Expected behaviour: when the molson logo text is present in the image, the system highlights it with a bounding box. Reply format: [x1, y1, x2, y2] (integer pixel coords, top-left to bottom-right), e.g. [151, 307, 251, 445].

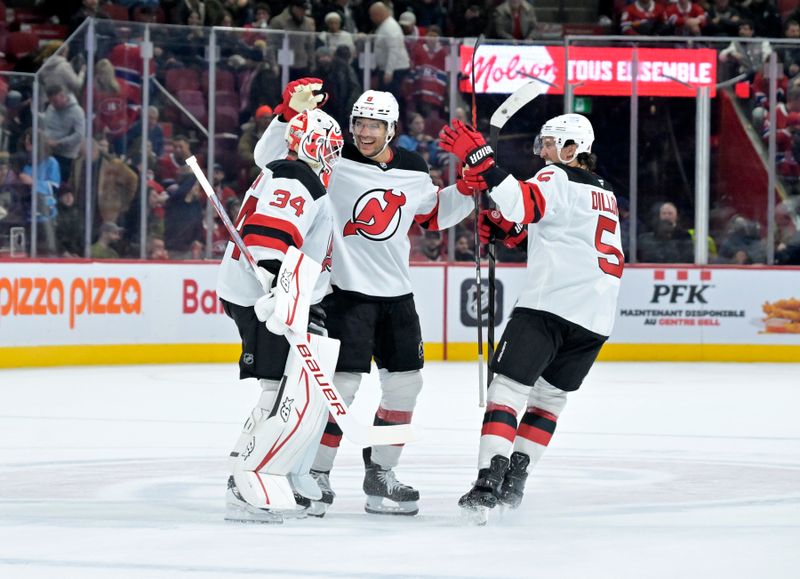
[0, 277, 142, 329]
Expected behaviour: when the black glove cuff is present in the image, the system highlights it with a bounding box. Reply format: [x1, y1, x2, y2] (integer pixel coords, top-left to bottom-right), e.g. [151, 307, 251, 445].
[481, 165, 510, 190]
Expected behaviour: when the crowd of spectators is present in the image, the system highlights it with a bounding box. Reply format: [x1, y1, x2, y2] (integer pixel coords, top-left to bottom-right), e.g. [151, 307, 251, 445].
[0, 0, 799, 264]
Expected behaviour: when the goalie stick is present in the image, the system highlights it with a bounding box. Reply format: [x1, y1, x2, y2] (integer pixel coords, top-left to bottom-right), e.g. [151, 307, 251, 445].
[185, 156, 417, 447]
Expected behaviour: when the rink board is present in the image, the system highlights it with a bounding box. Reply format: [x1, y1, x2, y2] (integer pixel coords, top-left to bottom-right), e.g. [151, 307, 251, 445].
[0, 261, 798, 367]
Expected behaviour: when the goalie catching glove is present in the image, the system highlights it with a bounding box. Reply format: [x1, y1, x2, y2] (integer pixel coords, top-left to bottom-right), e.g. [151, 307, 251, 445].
[479, 209, 527, 249]
[254, 247, 321, 336]
[274, 78, 328, 122]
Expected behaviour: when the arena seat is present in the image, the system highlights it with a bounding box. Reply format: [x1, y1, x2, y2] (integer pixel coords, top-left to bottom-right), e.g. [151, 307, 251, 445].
[165, 67, 201, 93]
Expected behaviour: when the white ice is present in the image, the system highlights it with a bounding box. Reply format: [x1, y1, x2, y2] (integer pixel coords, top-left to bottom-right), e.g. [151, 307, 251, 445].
[1, 362, 799, 578]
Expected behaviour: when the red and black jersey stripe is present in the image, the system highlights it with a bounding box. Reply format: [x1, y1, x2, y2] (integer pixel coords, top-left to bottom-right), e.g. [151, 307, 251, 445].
[517, 406, 558, 446]
[414, 196, 440, 230]
[481, 402, 518, 442]
[519, 181, 546, 224]
[320, 415, 343, 448]
[242, 213, 304, 254]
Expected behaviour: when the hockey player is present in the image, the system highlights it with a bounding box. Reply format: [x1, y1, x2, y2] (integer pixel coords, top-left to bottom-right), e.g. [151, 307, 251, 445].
[439, 114, 624, 516]
[254, 79, 475, 516]
[216, 106, 344, 523]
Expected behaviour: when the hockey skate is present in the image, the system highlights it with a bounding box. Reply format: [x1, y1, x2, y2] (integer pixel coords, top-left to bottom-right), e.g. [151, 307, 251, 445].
[458, 455, 509, 525]
[498, 451, 530, 509]
[363, 456, 419, 516]
[307, 469, 335, 518]
[224, 476, 284, 524]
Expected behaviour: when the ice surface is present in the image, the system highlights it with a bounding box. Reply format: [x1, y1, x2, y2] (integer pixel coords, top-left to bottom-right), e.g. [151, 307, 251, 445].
[1, 362, 799, 578]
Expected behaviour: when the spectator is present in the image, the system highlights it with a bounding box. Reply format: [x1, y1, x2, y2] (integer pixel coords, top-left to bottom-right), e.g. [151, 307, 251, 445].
[0, 105, 9, 156]
[312, 46, 361, 129]
[36, 42, 85, 97]
[43, 83, 86, 183]
[243, 3, 272, 44]
[620, 0, 665, 36]
[91, 221, 123, 259]
[704, 0, 741, 37]
[148, 236, 170, 260]
[454, 232, 475, 261]
[127, 106, 165, 158]
[18, 130, 60, 255]
[55, 185, 84, 257]
[319, 12, 357, 57]
[244, 44, 282, 116]
[411, 229, 444, 261]
[212, 163, 237, 206]
[316, 0, 359, 34]
[719, 20, 772, 80]
[406, 26, 449, 119]
[717, 215, 766, 264]
[743, 0, 782, 39]
[164, 174, 205, 259]
[70, 0, 108, 35]
[270, 0, 316, 80]
[238, 105, 274, 179]
[664, 0, 707, 36]
[370, 2, 411, 102]
[212, 195, 241, 257]
[397, 113, 437, 155]
[398, 12, 420, 38]
[221, 0, 250, 26]
[637, 202, 694, 263]
[147, 177, 169, 239]
[410, 0, 447, 31]
[93, 58, 141, 156]
[488, 0, 538, 41]
[779, 20, 800, 80]
[157, 135, 192, 183]
[453, 4, 489, 39]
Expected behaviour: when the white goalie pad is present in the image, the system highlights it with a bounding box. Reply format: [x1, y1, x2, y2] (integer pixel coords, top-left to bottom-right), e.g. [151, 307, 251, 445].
[266, 246, 321, 336]
[231, 333, 340, 510]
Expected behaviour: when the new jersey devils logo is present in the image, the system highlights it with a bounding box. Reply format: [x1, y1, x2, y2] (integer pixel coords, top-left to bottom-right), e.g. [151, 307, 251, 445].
[343, 188, 406, 241]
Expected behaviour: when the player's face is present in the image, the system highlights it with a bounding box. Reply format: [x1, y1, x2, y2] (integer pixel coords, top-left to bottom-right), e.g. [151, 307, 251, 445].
[353, 118, 388, 158]
[539, 137, 576, 164]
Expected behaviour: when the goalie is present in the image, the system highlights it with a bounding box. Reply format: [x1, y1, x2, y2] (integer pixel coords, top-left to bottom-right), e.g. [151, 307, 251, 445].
[216, 107, 344, 523]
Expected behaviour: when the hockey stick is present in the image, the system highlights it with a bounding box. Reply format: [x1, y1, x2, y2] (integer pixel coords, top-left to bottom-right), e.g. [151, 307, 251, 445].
[470, 34, 486, 408]
[185, 156, 417, 447]
[486, 80, 548, 385]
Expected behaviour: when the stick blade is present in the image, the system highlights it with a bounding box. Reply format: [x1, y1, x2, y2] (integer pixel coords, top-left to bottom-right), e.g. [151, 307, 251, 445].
[490, 81, 547, 131]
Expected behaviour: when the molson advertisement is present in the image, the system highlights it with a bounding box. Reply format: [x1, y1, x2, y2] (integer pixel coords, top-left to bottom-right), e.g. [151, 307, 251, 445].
[459, 45, 717, 97]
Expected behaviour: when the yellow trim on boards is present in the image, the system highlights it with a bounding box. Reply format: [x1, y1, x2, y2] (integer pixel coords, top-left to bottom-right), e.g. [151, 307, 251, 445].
[1, 342, 798, 369]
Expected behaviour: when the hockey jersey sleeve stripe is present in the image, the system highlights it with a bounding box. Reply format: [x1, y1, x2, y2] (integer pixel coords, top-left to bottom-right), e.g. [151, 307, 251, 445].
[520, 181, 546, 224]
[244, 214, 304, 247]
[414, 197, 439, 230]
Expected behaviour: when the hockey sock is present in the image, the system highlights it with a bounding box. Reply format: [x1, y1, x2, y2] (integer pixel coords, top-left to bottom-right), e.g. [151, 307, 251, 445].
[371, 370, 422, 469]
[478, 374, 530, 470]
[311, 372, 361, 472]
[513, 377, 567, 468]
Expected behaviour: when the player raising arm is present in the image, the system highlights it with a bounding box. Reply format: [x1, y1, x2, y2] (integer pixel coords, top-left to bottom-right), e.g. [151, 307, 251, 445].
[439, 114, 624, 519]
[216, 108, 344, 523]
[254, 80, 475, 517]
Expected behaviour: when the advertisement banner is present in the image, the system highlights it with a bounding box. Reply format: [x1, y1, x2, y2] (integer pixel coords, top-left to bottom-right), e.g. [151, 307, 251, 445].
[459, 45, 717, 97]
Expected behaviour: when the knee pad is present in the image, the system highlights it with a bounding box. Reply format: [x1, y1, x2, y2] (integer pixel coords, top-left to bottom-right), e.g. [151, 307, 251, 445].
[378, 369, 423, 413]
[527, 376, 568, 417]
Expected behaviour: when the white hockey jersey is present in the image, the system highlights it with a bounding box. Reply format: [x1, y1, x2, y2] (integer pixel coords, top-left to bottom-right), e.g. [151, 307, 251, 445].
[216, 158, 334, 307]
[490, 163, 624, 336]
[255, 118, 474, 299]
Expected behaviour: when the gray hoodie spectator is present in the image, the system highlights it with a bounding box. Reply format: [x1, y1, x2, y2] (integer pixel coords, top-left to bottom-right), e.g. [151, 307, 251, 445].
[43, 84, 86, 181]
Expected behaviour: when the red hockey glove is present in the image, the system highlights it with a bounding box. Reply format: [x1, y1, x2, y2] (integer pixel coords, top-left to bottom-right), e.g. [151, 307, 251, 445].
[439, 120, 495, 175]
[455, 164, 488, 196]
[274, 77, 328, 121]
[478, 209, 527, 248]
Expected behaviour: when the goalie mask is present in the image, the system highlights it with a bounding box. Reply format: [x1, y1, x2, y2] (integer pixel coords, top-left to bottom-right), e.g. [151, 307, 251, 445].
[534, 113, 594, 164]
[349, 90, 399, 157]
[285, 109, 344, 187]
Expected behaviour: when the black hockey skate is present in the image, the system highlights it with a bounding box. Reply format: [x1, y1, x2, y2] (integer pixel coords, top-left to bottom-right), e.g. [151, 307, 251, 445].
[458, 455, 509, 524]
[362, 450, 419, 516]
[307, 469, 335, 518]
[498, 451, 530, 509]
[224, 476, 284, 524]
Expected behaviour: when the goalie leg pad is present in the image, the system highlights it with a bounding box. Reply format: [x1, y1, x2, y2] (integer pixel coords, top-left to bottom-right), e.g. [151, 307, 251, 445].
[370, 369, 422, 469]
[228, 379, 280, 472]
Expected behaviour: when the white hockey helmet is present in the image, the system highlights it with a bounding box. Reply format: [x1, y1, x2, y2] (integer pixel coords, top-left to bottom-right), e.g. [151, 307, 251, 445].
[349, 90, 399, 156]
[285, 108, 344, 187]
[534, 113, 594, 164]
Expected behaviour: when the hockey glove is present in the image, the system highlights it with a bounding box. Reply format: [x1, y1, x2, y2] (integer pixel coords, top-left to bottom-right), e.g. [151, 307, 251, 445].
[274, 77, 328, 121]
[479, 209, 527, 249]
[439, 120, 496, 175]
[455, 164, 488, 197]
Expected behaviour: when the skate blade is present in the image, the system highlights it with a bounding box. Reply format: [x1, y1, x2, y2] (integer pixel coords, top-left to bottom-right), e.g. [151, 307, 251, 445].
[307, 501, 329, 518]
[459, 505, 489, 526]
[364, 496, 419, 516]
[225, 502, 284, 524]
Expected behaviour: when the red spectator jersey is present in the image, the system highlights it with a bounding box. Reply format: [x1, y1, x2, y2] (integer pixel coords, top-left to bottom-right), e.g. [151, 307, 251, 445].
[620, 1, 665, 35]
[664, 2, 707, 31]
[93, 79, 141, 137]
[408, 40, 448, 108]
[108, 43, 156, 87]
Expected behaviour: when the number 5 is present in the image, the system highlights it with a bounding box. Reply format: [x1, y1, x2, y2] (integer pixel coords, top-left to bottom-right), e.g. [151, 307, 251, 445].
[595, 215, 624, 278]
